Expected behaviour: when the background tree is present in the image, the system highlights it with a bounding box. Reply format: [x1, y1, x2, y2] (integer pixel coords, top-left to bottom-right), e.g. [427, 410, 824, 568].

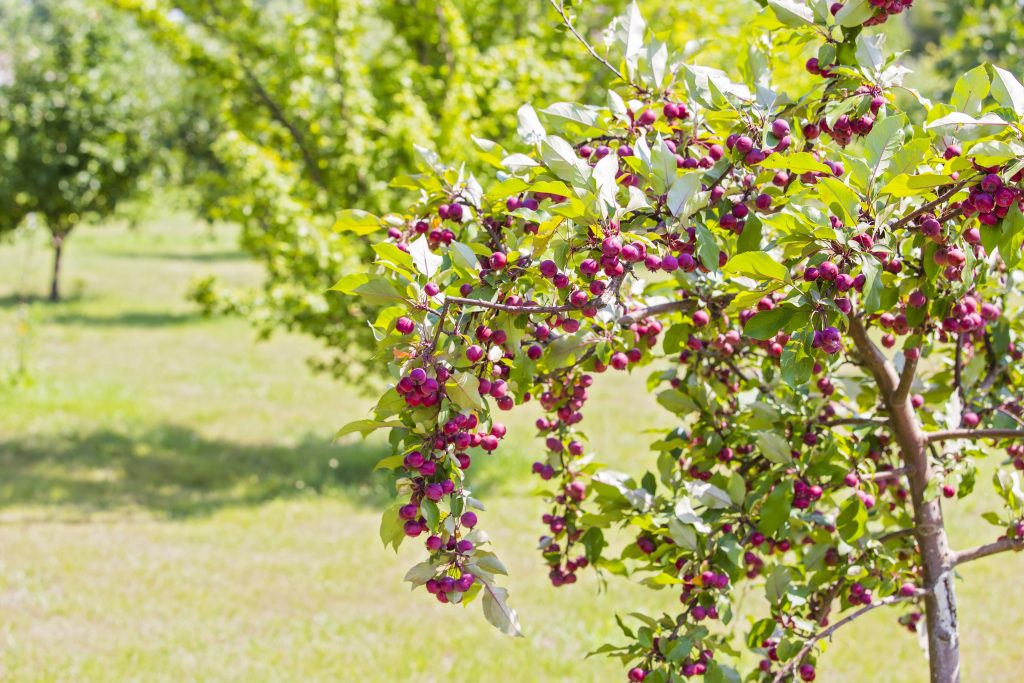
[0, 0, 164, 301]
[110, 0, 806, 381]
[340, 1, 1024, 682]
[909, 0, 1024, 97]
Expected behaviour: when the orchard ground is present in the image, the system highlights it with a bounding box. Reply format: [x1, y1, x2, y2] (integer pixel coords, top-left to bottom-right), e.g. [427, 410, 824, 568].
[0, 213, 1020, 682]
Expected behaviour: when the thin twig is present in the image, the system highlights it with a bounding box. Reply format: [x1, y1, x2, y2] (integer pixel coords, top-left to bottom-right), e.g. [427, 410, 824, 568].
[821, 417, 887, 428]
[865, 467, 908, 481]
[925, 428, 1024, 444]
[617, 299, 696, 325]
[953, 537, 1024, 566]
[954, 332, 966, 408]
[425, 300, 451, 356]
[770, 592, 923, 683]
[546, 0, 633, 88]
[890, 180, 969, 230]
[877, 528, 916, 544]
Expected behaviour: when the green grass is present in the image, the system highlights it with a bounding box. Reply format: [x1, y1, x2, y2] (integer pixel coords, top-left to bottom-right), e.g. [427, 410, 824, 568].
[0, 215, 1021, 682]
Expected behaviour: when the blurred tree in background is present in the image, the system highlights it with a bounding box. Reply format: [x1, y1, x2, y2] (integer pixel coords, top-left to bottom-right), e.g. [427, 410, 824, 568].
[0, 0, 168, 301]
[908, 1, 1024, 97]
[112, 0, 814, 381]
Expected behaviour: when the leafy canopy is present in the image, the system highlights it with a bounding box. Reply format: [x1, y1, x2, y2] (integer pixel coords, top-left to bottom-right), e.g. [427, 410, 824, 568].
[339, 0, 1024, 681]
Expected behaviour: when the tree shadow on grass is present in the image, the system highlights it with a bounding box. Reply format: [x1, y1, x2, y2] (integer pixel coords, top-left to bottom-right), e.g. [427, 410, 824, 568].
[0, 424, 397, 519]
[105, 249, 251, 263]
[0, 292, 86, 308]
[48, 310, 204, 328]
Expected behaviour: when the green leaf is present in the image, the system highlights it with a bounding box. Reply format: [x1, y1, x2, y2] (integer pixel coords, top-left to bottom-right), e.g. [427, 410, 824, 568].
[612, 1, 647, 77]
[420, 499, 440, 531]
[765, 564, 792, 605]
[837, 496, 868, 542]
[855, 33, 885, 73]
[767, 0, 814, 26]
[951, 65, 991, 116]
[657, 389, 698, 414]
[541, 136, 588, 185]
[666, 636, 695, 662]
[540, 102, 603, 130]
[758, 151, 831, 175]
[861, 257, 882, 313]
[668, 517, 698, 550]
[516, 104, 546, 144]
[747, 618, 777, 649]
[380, 503, 405, 552]
[705, 662, 742, 683]
[373, 242, 416, 275]
[834, 0, 874, 27]
[759, 483, 791, 536]
[756, 430, 793, 464]
[335, 419, 403, 439]
[333, 209, 381, 235]
[667, 173, 702, 217]
[479, 579, 523, 637]
[743, 305, 804, 341]
[474, 552, 510, 576]
[329, 273, 405, 306]
[403, 561, 436, 586]
[991, 65, 1024, 115]
[780, 345, 813, 385]
[450, 241, 481, 271]
[530, 180, 574, 197]
[373, 455, 406, 471]
[722, 251, 790, 282]
[409, 235, 443, 278]
[694, 224, 719, 270]
[817, 177, 861, 226]
[728, 472, 746, 507]
[864, 114, 906, 185]
[446, 372, 486, 411]
[882, 173, 955, 198]
[581, 527, 607, 563]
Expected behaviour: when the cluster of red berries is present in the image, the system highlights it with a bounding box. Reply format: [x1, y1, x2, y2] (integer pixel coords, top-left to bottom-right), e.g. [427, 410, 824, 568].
[962, 171, 1024, 226]
[395, 366, 445, 408]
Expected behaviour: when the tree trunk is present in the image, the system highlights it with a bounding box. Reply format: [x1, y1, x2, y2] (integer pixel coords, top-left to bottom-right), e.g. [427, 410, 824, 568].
[888, 397, 960, 683]
[49, 233, 64, 302]
[849, 318, 960, 683]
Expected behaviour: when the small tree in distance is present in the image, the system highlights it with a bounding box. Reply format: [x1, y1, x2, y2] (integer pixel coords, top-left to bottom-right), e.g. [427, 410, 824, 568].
[0, 0, 159, 301]
[339, 1, 1024, 681]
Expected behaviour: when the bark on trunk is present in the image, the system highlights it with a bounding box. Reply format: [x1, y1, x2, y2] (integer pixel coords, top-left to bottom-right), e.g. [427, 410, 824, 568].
[888, 397, 960, 683]
[849, 318, 959, 683]
[49, 233, 64, 302]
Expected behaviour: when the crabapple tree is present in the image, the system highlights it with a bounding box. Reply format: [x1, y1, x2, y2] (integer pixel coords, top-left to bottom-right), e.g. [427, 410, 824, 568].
[337, 1, 1024, 681]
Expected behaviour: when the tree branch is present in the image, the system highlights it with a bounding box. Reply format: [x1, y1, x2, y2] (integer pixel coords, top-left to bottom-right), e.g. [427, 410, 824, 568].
[442, 296, 573, 316]
[848, 315, 899, 395]
[877, 527, 916, 544]
[771, 592, 923, 683]
[890, 180, 969, 230]
[424, 300, 451, 356]
[546, 0, 636, 89]
[199, 4, 327, 189]
[240, 62, 326, 189]
[820, 417, 888, 428]
[895, 352, 918, 403]
[617, 299, 696, 325]
[865, 467, 908, 481]
[953, 537, 1024, 566]
[925, 428, 1024, 444]
[954, 332, 966, 408]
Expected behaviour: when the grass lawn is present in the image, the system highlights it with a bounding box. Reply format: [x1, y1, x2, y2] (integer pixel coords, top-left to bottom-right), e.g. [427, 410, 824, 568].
[0, 214, 1020, 682]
